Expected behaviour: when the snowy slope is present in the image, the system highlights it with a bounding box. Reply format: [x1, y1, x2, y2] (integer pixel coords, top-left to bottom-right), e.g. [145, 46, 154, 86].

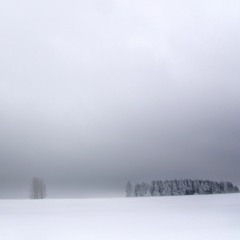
[0, 194, 240, 240]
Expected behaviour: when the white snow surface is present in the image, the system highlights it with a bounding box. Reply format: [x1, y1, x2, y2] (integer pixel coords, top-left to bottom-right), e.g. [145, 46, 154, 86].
[0, 194, 240, 240]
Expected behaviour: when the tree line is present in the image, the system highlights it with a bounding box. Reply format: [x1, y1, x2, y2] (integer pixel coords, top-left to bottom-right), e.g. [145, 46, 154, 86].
[126, 179, 239, 197]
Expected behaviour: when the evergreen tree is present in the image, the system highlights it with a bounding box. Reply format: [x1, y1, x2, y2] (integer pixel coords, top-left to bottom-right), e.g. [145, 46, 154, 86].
[134, 183, 141, 197]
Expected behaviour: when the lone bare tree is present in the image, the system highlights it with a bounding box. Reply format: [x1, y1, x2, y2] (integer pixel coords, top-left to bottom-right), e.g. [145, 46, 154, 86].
[30, 177, 47, 199]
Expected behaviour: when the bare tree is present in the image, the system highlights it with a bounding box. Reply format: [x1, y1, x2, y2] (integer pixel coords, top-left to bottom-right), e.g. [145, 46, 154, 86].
[30, 177, 47, 199]
[126, 181, 134, 197]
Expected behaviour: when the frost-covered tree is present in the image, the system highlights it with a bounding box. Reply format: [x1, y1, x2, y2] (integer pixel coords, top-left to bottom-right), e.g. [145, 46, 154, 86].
[212, 181, 221, 194]
[158, 181, 164, 195]
[185, 179, 194, 195]
[198, 181, 211, 194]
[134, 183, 141, 197]
[177, 180, 187, 195]
[30, 177, 47, 199]
[126, 181, 134, 197]
[162, 181, 171, 196]
[139, 182, 152, 197]
[171, 180, 178, 196]
[151, 181, 160, 196]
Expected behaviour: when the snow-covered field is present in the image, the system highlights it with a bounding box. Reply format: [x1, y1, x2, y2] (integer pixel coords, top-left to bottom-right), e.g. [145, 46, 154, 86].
[0, 194, 240, 240]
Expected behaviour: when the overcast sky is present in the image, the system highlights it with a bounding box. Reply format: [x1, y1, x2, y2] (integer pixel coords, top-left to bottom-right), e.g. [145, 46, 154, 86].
[0, 0, 240, 198]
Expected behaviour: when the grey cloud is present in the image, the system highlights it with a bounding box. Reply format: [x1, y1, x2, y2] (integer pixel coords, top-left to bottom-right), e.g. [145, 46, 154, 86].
[0, 0, 240, 198]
